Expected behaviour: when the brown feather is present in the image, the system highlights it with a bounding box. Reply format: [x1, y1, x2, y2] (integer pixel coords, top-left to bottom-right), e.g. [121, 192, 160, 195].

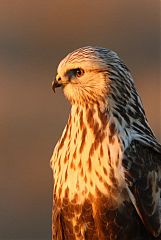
[123, 140, 161, 237]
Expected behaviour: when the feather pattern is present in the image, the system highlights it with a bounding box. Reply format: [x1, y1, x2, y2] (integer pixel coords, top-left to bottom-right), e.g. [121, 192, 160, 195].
[51, 46, 161, 239]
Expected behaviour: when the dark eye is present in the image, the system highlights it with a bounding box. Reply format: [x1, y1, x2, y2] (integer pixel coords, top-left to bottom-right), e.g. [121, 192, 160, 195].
[75, 68, 84, 78]
[66, 68, 84, 80]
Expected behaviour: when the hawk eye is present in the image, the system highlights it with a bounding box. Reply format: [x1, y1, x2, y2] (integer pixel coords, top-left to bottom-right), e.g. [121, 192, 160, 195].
[74, 68, 84, 78]
[66, 68, 84, 80]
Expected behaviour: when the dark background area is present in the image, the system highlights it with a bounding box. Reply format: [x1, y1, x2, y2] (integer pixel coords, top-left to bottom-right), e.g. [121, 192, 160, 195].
[0, 1, 160, 239]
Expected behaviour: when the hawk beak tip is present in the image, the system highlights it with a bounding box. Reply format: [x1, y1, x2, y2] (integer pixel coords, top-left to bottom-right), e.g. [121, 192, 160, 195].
[52, 81, 56, 93]
[52, 80, 62, 93]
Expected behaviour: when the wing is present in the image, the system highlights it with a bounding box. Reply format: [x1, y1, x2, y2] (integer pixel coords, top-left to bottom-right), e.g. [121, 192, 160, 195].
[52, 200, 63, 240]
[122, 140, 161, 237]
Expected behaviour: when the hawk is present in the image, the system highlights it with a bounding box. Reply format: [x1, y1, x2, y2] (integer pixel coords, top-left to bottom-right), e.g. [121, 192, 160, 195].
[50, 46, 161, 240]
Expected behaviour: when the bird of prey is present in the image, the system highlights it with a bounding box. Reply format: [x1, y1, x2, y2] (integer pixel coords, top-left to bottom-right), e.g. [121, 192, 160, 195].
[50, 46, 161, 240]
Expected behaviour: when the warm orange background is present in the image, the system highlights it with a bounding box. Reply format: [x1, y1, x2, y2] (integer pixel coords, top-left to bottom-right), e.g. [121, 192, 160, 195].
[0, 0, 160, 239]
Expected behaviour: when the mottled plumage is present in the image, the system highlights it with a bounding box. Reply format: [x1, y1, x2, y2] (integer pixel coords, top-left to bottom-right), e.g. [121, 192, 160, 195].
[51, 46, 161, 240]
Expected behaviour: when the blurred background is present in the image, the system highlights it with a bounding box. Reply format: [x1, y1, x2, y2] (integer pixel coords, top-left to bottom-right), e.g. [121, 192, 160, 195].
[0, 0, 160, 239]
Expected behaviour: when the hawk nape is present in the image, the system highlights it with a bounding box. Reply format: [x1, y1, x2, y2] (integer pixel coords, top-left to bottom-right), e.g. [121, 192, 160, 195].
[50, 46, 161, 240]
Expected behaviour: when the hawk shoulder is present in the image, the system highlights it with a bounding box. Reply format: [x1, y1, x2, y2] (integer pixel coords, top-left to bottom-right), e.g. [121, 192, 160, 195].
[123, 139, 161, 237]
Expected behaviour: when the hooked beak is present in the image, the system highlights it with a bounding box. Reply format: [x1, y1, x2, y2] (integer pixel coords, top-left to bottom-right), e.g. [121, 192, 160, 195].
[52, 75, 62, 93]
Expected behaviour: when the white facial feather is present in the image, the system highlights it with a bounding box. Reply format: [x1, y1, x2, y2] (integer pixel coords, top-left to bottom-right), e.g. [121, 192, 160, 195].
[56, 47, 115, 105]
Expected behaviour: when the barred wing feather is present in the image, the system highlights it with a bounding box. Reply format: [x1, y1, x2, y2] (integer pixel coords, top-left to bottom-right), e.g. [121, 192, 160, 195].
[123, 140, 161, 237]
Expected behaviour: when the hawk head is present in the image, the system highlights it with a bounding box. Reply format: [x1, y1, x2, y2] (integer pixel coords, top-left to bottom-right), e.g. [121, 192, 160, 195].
[52, 46, 149, 133]
[52, 46, 135, 109]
